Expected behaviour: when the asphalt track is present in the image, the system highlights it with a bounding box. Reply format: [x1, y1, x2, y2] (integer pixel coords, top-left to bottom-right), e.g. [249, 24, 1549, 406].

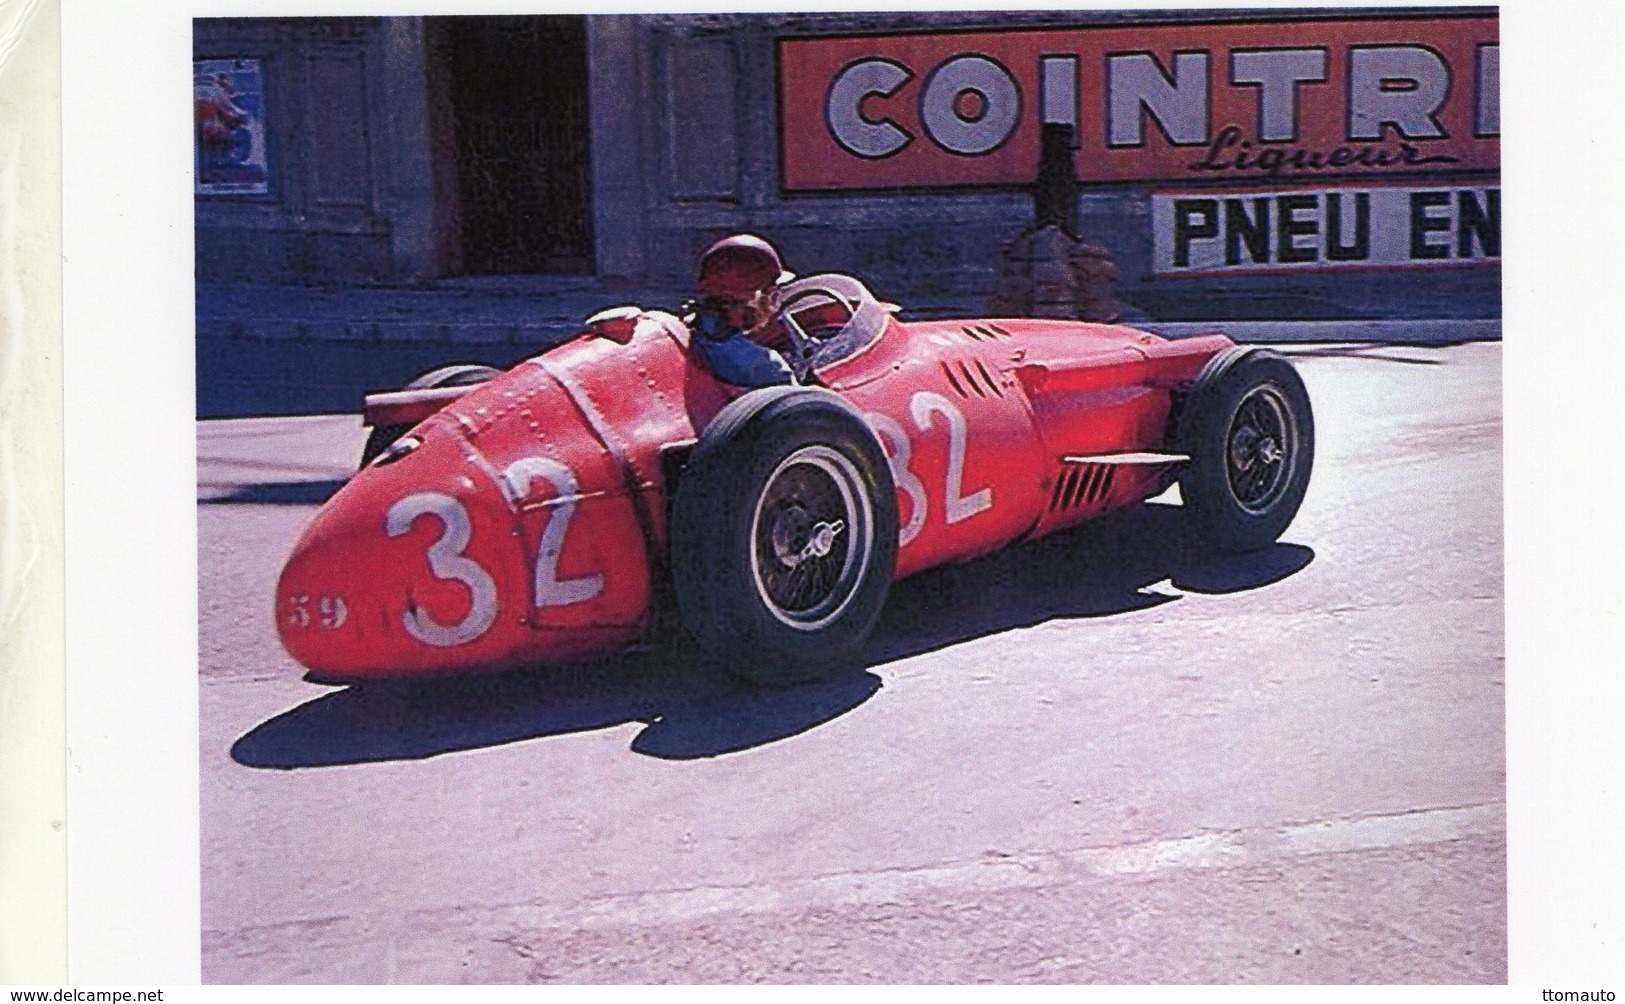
[197, 341, 1504, 983]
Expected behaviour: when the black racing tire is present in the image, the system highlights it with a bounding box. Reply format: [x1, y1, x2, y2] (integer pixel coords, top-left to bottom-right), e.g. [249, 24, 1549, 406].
[670, 386, 899, 686]
[1175, 347, 1314, 553]
[359, 364, 501, 469]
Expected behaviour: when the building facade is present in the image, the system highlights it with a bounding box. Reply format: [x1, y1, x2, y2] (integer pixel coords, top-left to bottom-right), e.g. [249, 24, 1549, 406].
[195, 9, 1499, 320]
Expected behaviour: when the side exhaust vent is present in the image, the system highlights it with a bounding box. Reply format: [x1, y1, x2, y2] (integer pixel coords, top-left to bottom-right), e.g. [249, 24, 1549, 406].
[1049, 463, 1116, 512]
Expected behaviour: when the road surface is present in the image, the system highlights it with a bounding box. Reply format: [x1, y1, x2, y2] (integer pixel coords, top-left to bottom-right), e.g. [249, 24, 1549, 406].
[198, 341, 1504, 983]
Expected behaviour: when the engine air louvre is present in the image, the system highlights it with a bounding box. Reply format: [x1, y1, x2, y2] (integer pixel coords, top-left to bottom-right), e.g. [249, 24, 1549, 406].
[940, 361, 970, 398]
[973, 359, 1004, 396]
[1053, 466, 1080, 511]
[1064, 467, 1088, 509]
[1089, 465, 1116, 504]
[1050, 463, 1117, 512]
[962, 324, 1006, 342]
[1064, 465, 1088, 509]
[957, 360, 988, 397]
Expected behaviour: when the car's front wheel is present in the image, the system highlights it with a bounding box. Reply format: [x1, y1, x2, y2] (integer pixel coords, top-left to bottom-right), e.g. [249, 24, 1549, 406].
[1176, 347, 1315, 553]
[670, 387, 899, 686]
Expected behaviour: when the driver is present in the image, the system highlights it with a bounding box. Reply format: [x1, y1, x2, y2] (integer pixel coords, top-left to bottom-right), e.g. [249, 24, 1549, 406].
[687, 234, 796, 387]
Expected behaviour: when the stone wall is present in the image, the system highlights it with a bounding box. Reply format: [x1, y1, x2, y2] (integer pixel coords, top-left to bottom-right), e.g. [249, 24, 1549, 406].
[193, 11, 1499, 321]
[193, 17, 438, 284]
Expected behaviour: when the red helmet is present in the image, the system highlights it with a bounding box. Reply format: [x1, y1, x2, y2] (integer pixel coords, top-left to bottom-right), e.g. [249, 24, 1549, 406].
[698, 234, 794, 302]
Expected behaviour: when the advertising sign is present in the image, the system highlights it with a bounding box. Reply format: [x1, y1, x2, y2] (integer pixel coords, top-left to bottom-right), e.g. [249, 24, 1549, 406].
[1151, 183, 1499, 274]
[194, 58, 271, 195]
[778, 13, 1498, 191]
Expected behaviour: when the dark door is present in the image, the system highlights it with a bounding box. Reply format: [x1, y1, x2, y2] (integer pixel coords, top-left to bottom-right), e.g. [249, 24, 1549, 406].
[434, 16, 594, 274]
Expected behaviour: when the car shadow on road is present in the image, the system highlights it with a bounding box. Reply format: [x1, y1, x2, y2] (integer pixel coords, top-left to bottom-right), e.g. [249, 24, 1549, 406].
[230, 501, 1312, 768]
[864, 502, 1314, 665]
[199, 479, 349, 505]
[231, 646, 884, 769]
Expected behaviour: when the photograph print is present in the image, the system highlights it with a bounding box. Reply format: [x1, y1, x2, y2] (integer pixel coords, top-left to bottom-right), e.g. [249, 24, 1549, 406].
[195, 8, 1502, 983]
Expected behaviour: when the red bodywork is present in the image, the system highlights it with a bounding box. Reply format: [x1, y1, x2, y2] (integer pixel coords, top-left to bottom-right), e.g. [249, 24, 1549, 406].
[276, 298, 1234, 680]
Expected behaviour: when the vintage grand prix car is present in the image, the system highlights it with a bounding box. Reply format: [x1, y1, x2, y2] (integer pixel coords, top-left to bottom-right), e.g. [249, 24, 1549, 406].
[276, 273, 1313, 685]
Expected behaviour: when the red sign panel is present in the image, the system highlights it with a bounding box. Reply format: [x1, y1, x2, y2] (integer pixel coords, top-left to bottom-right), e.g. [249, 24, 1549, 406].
[777, 14, 1498, 191]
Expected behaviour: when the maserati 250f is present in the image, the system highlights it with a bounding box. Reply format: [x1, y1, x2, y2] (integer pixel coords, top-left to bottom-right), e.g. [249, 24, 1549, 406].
[276, 272, 1313, 685]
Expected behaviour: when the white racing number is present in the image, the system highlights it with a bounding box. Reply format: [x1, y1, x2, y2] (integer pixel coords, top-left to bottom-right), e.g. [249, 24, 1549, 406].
[864, 413, 927, 546]
[385, 492, 499, 648]
[501, 457, 606, 608]
[909, 391, 993, 524]
[866, 392, 994, 547]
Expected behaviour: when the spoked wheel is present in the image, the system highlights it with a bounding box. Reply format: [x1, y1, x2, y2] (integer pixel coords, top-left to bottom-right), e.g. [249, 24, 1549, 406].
[672, 387, 898, 686]
[751, 445, 874, 632]
[1223, 383, 1298, 516]
[1176, 347, 1314, 553]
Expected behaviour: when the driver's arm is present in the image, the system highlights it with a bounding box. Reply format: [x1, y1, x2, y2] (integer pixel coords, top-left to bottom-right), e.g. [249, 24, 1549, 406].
[696, 333, 794, 387]
[688, 302, 795, 387]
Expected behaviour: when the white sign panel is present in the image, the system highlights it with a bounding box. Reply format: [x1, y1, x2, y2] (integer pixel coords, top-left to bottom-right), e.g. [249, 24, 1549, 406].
[1152, 185, 1499, 274]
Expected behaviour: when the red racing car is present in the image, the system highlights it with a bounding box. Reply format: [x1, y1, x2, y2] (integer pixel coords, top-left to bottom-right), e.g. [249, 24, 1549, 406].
[276, 272, 1313, 685]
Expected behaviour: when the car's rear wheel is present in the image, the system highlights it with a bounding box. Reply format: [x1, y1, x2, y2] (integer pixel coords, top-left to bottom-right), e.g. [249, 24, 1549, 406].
[670, 387, 898, 686]
[359, 364, 501, 469]
[1176, 347, 1314, 553]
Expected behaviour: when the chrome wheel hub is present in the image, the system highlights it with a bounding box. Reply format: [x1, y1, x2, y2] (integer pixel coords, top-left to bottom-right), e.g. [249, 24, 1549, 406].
[750, 446, 873, 631]
[1224, 385, 1296, 515]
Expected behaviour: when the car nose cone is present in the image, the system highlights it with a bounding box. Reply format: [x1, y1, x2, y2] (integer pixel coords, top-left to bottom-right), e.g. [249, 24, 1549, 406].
[275, 432, 526, 682]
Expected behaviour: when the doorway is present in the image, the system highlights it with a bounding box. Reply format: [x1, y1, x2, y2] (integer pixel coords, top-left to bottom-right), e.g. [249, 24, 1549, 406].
[431, 16, 595, 275]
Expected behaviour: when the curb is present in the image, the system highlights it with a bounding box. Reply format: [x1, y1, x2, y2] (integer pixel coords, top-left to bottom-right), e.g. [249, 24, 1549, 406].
[1137, 319, 1500, 344]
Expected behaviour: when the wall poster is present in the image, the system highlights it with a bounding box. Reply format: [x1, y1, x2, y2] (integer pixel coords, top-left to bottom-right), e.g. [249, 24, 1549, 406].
[778, 13, 1498, 191]
[194, 58, 270, 195]
[1152, 183, 1500, 274]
